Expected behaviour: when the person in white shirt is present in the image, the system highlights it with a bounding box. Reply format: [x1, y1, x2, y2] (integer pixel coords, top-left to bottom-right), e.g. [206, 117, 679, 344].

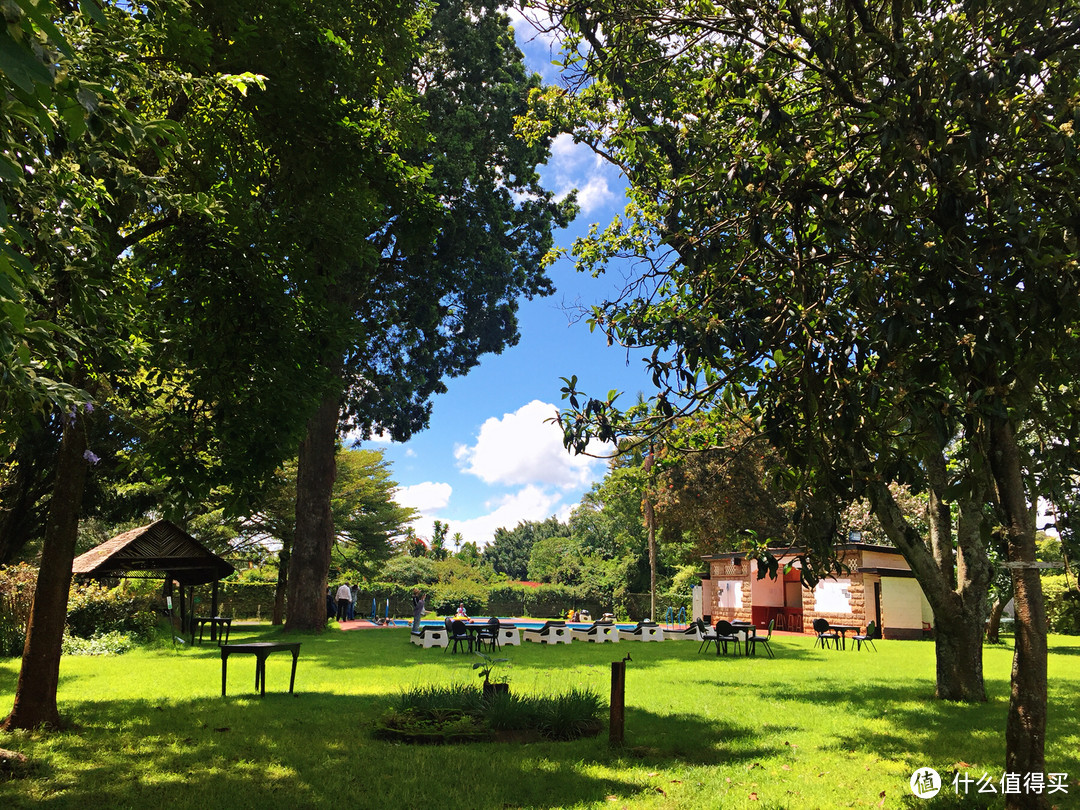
[335, 583, 352, 621]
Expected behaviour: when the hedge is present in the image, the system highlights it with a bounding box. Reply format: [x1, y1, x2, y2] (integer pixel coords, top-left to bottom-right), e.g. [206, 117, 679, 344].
[1043, 574, 1080, 635]
[208, 579, 697, 623]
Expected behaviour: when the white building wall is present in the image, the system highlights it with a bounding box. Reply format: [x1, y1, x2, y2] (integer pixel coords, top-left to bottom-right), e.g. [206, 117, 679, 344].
[813, 578, 853, 614]
[881, 577, 925, 631]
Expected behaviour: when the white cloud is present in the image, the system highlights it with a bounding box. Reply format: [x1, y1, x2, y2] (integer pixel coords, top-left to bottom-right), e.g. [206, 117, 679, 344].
[454, 400, 610, 490]
[341, 427, 392, 447]
[394, 481, 452, 513]
[545, 134, 621, 215]
[573, 175, 616, 214]
[449, 485, 566, 547]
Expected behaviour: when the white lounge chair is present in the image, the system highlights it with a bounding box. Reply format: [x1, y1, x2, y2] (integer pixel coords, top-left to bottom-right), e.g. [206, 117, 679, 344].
[571, 621, 620, 643]
[495, 626, 521, 646]
[668, 623, 705, 641]
[521, 620, 572, 644]
[409, 625, 447, 649]
[622, 621, 664, 642]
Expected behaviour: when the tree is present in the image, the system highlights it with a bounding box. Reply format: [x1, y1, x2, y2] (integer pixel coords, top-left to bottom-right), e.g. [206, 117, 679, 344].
[652, 415, 797, 557]
[281, 0, 574, 631]
[429, 520, 450, 561]
[238, 448, 416, 624]
[456, 540, 481, 566]
[527, 535, 582, 584]
[483, 517, 570, 579]
[1, 0, 248, 731]
[2, 0, 404, 730]
[531, 0, 1080, 792]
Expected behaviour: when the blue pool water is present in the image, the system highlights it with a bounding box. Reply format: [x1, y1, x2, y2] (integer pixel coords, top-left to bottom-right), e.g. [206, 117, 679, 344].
[417, 618, 641, 631]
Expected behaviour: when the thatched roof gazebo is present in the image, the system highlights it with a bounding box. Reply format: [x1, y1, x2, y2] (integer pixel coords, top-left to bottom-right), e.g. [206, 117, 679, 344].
[73, 519, 235, 636]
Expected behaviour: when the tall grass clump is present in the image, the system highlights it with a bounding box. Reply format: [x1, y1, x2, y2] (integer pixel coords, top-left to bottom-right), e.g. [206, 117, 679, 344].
[379, 682, 605, 743]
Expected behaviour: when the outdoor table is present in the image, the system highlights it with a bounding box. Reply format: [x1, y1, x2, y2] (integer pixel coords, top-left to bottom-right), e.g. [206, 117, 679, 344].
[731, 621, 757, 656]
[830, 625, 860, 650]
[193, 616, 232, 646]
[220, 642, 301, 696]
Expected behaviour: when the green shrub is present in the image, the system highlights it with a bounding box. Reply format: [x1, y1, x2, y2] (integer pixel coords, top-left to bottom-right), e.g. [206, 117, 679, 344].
[429, 581, 491, 616]
[61, 630, 136, 656]
[0, 563, 36, 657]
[217, 581, 277, 620]
[1043, 574, 1080, 635]
[379, 682, 606, 743]
[66, 582, 158, 640]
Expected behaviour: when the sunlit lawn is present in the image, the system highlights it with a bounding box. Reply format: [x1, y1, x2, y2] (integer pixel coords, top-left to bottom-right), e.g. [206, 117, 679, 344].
[0, 626, 1077, 809]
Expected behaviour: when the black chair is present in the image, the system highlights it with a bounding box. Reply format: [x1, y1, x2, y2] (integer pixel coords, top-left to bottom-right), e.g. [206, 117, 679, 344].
[813, 618, 840, 650]
[475, 617, 500, 652]
[746, 618, 776, 658]
[696, 619, 718, 653]
[853, 620, 878, 652]
[449, 619, 473, 654]
[714, 620, 743, 656]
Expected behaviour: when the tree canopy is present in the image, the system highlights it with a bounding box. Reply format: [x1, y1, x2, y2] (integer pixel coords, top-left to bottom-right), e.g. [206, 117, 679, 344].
[528, 0, 1080, 793]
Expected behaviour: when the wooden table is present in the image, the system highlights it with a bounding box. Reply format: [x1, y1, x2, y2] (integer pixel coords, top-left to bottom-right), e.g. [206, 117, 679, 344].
[193, 616, 232, 646]
[220, 642, 300, 696]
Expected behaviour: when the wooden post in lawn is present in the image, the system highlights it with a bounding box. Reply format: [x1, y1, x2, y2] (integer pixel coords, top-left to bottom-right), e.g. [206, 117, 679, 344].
[610, 655, 630, 746]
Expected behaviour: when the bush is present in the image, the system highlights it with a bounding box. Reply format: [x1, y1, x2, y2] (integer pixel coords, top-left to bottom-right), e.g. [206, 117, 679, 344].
[61, 631, 136, 656]
[218, 581, 277, 620]
[375, 683, 605, 743]
[0, 563, 36, 657]
[66, 582, 158, 640]
[429, 581, 491, 616]
[1043, 574, 1080, 635]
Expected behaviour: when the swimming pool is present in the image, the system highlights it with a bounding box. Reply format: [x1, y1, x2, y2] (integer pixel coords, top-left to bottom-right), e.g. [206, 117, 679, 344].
[417, 618, 642, 631]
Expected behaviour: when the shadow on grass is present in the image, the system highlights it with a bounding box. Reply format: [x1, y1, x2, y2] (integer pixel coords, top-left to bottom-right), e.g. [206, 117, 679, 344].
[0, 691, 758, 810]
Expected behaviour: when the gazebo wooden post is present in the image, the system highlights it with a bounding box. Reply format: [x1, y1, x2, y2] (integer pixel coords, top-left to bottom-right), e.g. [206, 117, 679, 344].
[178, 584, 188, 636]
[164, 578, 174, 628]
[210, 580, 220, 641]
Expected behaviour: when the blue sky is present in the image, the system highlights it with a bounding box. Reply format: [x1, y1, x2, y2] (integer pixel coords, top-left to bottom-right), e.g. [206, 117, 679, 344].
[353, 12, 653, 548]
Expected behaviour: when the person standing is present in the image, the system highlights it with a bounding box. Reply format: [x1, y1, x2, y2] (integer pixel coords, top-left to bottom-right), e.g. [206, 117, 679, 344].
[335, 583, 352, 622]
[348, 584, 358, 621]
[411, 587, 427, 631]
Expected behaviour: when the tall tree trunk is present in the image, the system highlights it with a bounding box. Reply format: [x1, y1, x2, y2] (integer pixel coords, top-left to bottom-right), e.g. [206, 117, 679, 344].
[272, 545, 289, 625]
[3, 409, 90, 731]
[986, 598, 1006, 645]
[932, 606, 987, 702]
[870, 479, 990, 701]
[284, 392, 340, 632]
[988, 420, 1047, 810]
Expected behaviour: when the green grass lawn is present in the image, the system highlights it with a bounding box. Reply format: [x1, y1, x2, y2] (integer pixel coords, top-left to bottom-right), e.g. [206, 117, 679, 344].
[0, 627, 1077, 809]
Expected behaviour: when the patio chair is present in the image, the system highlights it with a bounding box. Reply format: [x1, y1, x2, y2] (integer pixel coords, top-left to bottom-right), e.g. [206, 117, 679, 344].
[714, 620, 743, 656]
[746, 618, 776, 658]
[449, 619, 473, 654]
[475, 617, 500, 652]
[695, 619, 718, 653]
[813, 618, 840, 650]
[853, 621, 878, 652]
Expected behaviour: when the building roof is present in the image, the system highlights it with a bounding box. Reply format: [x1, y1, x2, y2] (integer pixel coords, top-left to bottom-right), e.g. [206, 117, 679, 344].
[702, 542, 903, 562]
[72, 519, 235, 586]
